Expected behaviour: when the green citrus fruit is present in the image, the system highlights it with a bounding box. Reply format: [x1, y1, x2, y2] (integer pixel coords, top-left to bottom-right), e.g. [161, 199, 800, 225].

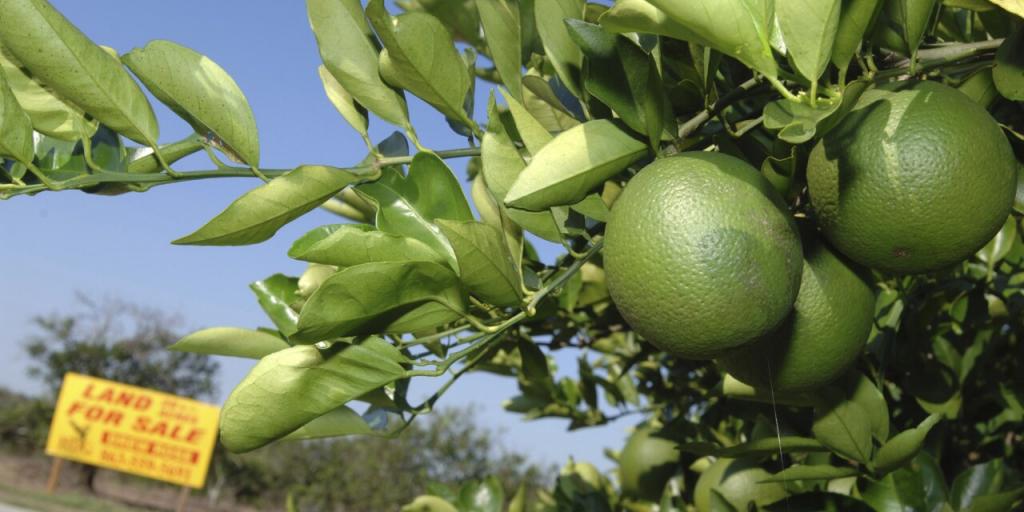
[716, 235, 875, 392]
[807, 80, 1016, 274]
[693, 458, 789, 512]
[618, 427, 680, 502]
[604, 152, 803, 359]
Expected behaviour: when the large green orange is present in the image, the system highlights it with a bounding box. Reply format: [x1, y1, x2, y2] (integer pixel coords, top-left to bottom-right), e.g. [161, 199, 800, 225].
[716, 235, 875, 392]
[604, 152, 803, 359]
[807, 80, 1016, 274]
[693, 458, 789, 512]
[617, 427, 680, 502]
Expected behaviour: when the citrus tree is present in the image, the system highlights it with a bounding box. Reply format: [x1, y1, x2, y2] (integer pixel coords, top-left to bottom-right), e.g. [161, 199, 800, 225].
[1, 0, 1023, 510]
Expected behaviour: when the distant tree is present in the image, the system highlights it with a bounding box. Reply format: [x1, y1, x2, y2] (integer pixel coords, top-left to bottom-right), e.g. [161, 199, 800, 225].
[25, 295, 218, 401]
[22, 295, 219, 491]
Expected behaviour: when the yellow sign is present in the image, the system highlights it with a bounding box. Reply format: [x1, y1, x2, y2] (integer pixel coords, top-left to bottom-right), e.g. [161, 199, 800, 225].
[45, 373, 219, 489]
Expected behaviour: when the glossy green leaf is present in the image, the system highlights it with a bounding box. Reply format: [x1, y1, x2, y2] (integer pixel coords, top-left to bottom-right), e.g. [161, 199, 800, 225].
[250, 273, 301, 337]
[680, 437, 827, 458]
[505, 120, 646, 210]
[123, 40, 259, 166]
[174, 165, 365, 246]
[831, 0, 884, 72]
[646, 0, 778, 78]
[282, 405, 405, 441]
[813, 395, 873, 463]
[499, 87, 553, 155]
[533, 0, 584, 95]
[0, 48, 94, 141]
[289, 223, 447, 267]
[318, 65, 368, 140]
[220, 337, 407, 452]
[170, 327, 290, 359]
[874, 414, 942, 474]
[306, 0, 409, 127]
[994, 30, 1024, 101]
[964, 487, 1024, 512]
[476, 0, 523, 101]
[367, 2, 473, 127]
[0, 66, 33, 164]
[437, 219, 523, 308]
[951, 459, 1012, 510]
[776, 0, 841, 81]
[0, 0, 158, 145]
[598, 0, 702, 41]
[293, 261, 467, 343]
[862, 468, 929, 512]
[760, 464, 860, 482]
[565, 20, 670, 148]
[874, 0, 939, 57]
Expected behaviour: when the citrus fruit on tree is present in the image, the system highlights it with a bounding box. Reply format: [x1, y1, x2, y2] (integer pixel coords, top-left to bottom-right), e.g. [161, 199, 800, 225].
[807, 80, 1016, 274]
[716, 235, 876, 392]
[693, 457, 789, 512]
[604, 152, 803, 359]
[617, 427, 680, 502]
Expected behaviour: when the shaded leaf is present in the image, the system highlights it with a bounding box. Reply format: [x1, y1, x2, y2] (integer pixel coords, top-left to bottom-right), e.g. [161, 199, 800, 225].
[498, 87, 552, 155]
[307, 0, 409, 127]
[289, 223, 447, 267]
[599, 0, 702, 42]
[505, 120, 646, 210]
[0, 66, 33, 163]
[437, 219, 523, 307]
[0, 0, 158, 145]
[282, 405, 405, 441]
[874, 414, 942, 474]
[776, 0, 841, 81]
[318, 65, 369, 140]
[293, 261, 467, 343]
[760, 464, 860, 482]
[123, 40, 259, 166]
[533, 0, 584, 95]
[874, 0, 939, 58]
[174, 165, 366, 246]
[951, 459, 1010, 511]
[994, 29, 1024, 101]
[831, 0, 884, 72]
[220, 337, 407, 452]
[171, 327, 290, 359]
[862, 468, 929, 512]
[0, 48, 94, 141]
[680, 436, 828, 458]
[813, 395, 873, 463]
[250, 274, 301, 337]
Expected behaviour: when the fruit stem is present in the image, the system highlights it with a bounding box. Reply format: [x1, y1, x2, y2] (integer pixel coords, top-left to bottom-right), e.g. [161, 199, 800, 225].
[765, 75, 800, 102]
[677, 77, 764, 140]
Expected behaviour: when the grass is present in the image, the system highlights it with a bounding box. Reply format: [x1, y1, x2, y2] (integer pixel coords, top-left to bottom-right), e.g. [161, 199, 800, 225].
[0, 481, 156, 512]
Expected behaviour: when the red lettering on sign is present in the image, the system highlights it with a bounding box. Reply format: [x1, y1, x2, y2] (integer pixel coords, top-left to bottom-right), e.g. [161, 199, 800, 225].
[133, 417, 204, 445]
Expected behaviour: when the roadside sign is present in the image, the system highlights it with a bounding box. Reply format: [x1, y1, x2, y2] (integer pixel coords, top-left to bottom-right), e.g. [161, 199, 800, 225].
[45, 372, 219, 489]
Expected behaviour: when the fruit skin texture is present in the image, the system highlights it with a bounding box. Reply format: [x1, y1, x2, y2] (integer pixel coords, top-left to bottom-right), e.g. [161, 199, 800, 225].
[716, 236, 876, 392]
[807, 80, 1016, 274]
[604, 152, 803, 359]
[617, 427, 680, 502]
[693, 458, 789, 512]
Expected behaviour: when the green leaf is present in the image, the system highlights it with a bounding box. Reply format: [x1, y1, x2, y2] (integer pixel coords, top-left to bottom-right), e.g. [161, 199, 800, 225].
[565, 20, 670, 148]
[994, 29, 1024, 101]
[776, 0, 841, 82]
[763, 96, 843, 144]
[318, 65, 368, 140]
[831, 0, 884, 72]
[680, 437, 828, 458]
[356, 153, 473, 269]
[174, 165, 364, 246]
[977, 216, 1017, 269]
[0, 0, 158, 145]
[874, 0, 939, 58]
[126, 136, 203, 174]
[760, 464, 860, 482]
[874, 414, 942, 474]
[598, 0, 702, 42]
[402, 496, 459, 512]
[646, 0, 778, 78]
[289, 223, 447, 267]
[813, 394, 874, 463]
[951, 459, 1011, 511]
[476, 0, 523, 101]
[504, 120, 646, 210]
[992, 0, 1024, 18]
[170, 327, 290, 359]
[0, 66, 33, 164]
[498, 87, 553, 155]
[367, 2, 473, 128]
[533, 0, 584, 96]
[862, 469, 929, 512]
[250, 274, 301, 337]
[307, 0, 409, 127]
[293, 261, 467, 343]
[437, 219, 523, 308]
[963, 487, 1024, 512]
[0, 49, 95, 141]
[721, 373, 821, 407]
[123, 40, 259, 166]
[219, 337, 407, 452]
[847, 373, 890, 442]
[282, 405, 404, 441]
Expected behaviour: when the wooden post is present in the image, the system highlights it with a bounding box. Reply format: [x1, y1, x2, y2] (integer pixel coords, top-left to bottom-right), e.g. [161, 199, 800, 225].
[46, 457, 64, 493]
[175, 486, 190, 512]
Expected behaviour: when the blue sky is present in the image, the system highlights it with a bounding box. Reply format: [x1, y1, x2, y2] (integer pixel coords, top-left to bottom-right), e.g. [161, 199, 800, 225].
[0, 1, 630, 471]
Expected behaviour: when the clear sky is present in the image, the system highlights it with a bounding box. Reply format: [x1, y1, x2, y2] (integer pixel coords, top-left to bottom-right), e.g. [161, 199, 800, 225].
[0, 1, 630, 472]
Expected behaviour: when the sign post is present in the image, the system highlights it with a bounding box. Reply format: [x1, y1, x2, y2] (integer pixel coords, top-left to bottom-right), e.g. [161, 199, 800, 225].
[45, 372, 220, 504]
